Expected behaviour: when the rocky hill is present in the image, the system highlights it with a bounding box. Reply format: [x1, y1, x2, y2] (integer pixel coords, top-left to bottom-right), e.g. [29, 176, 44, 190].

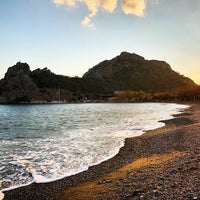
[0, 53, 198, 103]
[83, 52, 196, 92]
[0, 62, 38, 103]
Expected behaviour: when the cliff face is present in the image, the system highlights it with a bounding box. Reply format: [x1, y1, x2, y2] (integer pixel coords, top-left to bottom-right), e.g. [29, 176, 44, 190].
[83, 52, 196, 92]
[0, 62, 38, 103]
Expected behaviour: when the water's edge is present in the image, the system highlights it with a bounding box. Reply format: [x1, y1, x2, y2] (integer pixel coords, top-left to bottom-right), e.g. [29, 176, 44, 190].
[1, 103, 190, 195]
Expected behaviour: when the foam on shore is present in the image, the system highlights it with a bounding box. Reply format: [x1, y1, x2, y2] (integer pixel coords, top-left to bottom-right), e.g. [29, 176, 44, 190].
[4, 104, 198, 200]
[0, 103, 189, 192]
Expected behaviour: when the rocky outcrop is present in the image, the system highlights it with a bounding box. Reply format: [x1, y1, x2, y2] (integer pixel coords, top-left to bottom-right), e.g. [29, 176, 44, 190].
[83, 52, 197, 92]
[0, 62, 38, 103]
[83, 52, 145, 79]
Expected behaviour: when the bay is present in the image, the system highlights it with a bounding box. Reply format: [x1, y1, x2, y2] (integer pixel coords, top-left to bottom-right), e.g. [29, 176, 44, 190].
[0, 103, 188, 191]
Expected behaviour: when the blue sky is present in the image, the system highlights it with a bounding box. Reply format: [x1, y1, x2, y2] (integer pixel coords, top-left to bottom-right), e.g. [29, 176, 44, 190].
[0, 0, 200, 84]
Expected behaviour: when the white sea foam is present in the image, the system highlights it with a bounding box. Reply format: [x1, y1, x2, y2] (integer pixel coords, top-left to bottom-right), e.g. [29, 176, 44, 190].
[0, 103, 189, 191]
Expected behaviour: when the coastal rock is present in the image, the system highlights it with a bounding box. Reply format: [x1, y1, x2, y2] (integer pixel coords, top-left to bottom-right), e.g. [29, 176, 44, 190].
[0, 62, 38, 103]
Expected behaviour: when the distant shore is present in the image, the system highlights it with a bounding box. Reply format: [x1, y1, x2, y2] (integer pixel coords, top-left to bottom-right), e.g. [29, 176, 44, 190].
[1, 99, 199, 105]
[3, 104, 200, 200]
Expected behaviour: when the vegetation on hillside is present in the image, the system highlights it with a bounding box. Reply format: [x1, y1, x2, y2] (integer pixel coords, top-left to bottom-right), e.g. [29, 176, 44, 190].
[1, 56, 198, 103]
[30, 68, 103, 101]
[30, 67, 199, 103]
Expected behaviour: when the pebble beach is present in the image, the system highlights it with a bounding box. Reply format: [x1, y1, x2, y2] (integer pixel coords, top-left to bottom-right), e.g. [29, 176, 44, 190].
[3, 104, 200, 200]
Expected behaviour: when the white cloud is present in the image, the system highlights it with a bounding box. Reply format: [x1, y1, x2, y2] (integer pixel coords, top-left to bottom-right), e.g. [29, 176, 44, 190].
[101, 0, 118, 12]
[79, 0, 118, 28]
[52, 0, 158, 28]
[81, 16, 95, 29]
[53, 0, 76, 6]
[79, 0, 118, 20]
[122, 0, 146, 17]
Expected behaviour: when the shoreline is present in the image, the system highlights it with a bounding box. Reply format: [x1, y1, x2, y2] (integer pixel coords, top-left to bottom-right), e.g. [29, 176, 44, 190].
[0, 100, 198, 105]
[3, 104, 200, 200]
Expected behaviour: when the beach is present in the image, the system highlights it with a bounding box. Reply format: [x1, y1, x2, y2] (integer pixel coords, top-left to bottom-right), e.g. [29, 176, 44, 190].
[3, 104, 200, 200]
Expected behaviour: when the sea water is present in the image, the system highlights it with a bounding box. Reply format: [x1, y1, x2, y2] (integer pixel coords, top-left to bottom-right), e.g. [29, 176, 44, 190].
[0, 103, 188, 191]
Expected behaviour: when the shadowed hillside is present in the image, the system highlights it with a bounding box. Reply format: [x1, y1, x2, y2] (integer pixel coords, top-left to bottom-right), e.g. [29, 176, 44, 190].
[0, 52, 198, 103]
[83, 52, 196, 92]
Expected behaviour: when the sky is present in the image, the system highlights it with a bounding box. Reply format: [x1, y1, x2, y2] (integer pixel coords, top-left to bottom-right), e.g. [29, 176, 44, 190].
[0, 0, 200, 84]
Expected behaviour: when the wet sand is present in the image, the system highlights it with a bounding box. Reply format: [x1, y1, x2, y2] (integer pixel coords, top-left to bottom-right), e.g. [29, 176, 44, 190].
[3, 104, 200, 200]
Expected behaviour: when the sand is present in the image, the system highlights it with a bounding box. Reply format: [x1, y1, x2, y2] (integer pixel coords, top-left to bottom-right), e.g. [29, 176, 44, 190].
[3, 104, 200, 200]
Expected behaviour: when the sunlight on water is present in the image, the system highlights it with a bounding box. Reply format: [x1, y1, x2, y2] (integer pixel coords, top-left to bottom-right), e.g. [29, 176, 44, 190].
[0, 103, 188, 191]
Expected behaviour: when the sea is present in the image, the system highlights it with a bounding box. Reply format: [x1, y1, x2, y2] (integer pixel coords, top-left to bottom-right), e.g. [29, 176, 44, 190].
[0, 103, 189, 192]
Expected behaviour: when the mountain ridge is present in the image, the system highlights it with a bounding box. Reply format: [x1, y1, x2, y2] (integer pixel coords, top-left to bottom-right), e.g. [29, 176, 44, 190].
[0, 52, 198, 103]
[83, 52, 196, 92]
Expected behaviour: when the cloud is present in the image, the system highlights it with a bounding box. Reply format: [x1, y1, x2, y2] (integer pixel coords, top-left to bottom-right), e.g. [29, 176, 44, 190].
[79, 0, 118, 28]
[122, 0, 146, 17]
[53, 0, 76, 6]
[52, 0, 156, 28]
[81, 16, 95, 29]
[101, 0, 118, 13]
